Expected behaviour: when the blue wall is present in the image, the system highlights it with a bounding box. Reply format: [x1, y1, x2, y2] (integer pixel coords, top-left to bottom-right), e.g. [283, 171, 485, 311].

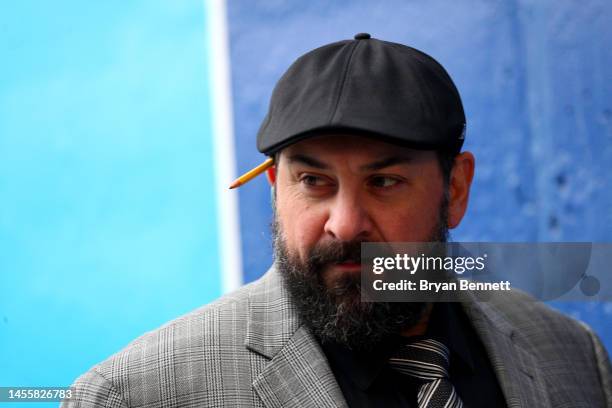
[227, 0, 612, 351]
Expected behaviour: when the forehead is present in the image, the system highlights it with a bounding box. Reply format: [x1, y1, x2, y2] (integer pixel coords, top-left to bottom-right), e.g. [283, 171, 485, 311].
[278, 133, 435, 164]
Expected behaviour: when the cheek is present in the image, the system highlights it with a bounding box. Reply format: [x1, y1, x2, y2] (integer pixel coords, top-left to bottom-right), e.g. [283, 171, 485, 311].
[373, 193, 443, 241]
[276, 191, 327, 258]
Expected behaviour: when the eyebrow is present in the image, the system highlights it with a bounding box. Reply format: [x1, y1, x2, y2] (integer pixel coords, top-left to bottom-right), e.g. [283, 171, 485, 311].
[286, 153, 413, 171]
[360, 155, 413, 171]
[287, 154, 330, 169]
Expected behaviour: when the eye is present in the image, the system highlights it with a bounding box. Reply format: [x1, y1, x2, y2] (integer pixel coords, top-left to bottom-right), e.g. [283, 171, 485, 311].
[300, 174, 330, 187]
[369, 176, 401, 188]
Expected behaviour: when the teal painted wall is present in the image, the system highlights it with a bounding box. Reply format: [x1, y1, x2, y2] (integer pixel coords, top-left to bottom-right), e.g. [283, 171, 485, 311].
[0, 1, 222, 402]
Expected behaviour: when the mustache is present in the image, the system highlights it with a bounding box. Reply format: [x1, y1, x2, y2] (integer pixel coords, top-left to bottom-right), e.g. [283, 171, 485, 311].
[306, 240, 399, 268]
[306, 241, 362, 269]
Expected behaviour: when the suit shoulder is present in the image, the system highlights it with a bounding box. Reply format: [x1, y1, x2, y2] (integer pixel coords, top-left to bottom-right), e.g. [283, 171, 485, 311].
[111, 276, 261, 354]
[67, 277, 267, 406]
[483, 289, 596, 349]
[480, 289, 612, 404]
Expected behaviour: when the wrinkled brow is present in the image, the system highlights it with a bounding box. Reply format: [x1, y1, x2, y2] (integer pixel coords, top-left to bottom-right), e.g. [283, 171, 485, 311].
[287, 153, 413, 171]
[286, 154, 329, 169]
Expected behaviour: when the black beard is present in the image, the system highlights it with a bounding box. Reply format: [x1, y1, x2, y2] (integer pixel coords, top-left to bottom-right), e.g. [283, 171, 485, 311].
[273, 195, 449, 351]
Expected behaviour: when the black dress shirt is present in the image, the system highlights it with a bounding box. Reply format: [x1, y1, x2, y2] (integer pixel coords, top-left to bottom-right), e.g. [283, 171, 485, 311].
[320, 302, 507, 407]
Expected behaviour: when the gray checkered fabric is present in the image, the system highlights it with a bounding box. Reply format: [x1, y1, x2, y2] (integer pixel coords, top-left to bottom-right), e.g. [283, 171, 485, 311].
[62, 266, 611, 407]
[389, 339, 463, 408]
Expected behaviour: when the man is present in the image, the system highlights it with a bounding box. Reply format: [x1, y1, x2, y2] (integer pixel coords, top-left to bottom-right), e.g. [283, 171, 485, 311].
[65, 34, 611, 407]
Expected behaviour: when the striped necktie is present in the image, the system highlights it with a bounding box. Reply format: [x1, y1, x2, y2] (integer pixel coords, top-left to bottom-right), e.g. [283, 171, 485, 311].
[388, 338, 464, 408]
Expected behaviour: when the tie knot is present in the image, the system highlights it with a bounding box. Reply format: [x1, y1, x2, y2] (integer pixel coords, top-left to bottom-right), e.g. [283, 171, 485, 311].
[388, 338, 451, 381]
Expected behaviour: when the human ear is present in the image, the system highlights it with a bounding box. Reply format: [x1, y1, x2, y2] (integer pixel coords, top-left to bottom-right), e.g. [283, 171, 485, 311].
[266, 165, 276, 185]
[447, 151, 475, 228]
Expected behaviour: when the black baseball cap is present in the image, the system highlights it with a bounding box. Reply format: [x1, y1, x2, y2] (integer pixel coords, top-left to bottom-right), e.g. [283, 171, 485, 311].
[256, 33, 466, 156]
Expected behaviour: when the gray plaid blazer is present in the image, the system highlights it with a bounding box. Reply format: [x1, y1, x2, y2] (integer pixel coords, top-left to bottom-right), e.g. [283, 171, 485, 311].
[64, 267, 611, 407]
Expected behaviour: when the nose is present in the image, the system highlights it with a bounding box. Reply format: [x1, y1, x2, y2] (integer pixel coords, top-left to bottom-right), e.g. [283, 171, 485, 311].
[323, 190, 373, 242]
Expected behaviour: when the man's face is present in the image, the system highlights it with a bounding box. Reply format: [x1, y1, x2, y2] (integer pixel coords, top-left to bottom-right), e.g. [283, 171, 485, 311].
[275, 134, 447, 282]
[271, 134, 457, 349]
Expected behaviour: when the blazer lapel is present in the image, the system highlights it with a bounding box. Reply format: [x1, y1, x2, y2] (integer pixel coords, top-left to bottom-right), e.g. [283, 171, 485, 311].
[462, 298, 551, 407]
[246, 267, 347, 408]
[252, 326, 347, 408]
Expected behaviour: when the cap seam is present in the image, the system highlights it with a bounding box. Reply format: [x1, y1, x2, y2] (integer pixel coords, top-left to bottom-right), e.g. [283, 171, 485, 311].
[328, 40, 361, 124]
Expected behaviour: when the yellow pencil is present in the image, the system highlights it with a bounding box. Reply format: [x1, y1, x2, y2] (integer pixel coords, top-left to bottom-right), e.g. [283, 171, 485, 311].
[229, 158, 274, 189]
